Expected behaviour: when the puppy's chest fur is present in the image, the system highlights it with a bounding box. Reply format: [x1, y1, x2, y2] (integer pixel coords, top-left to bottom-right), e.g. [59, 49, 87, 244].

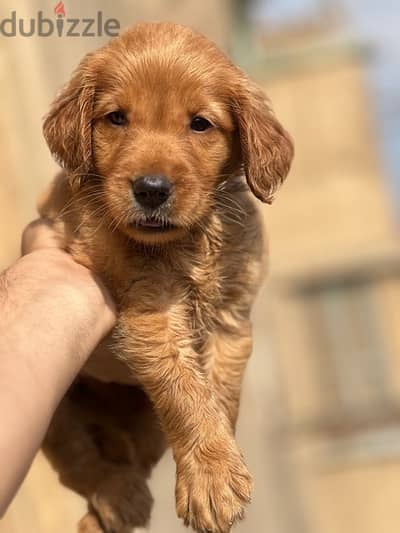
[78, 231, 227, 384]
[40, 177, 264, 385]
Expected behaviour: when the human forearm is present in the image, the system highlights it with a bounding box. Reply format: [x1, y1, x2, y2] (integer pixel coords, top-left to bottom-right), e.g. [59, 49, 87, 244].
[0, 247, 115, 514]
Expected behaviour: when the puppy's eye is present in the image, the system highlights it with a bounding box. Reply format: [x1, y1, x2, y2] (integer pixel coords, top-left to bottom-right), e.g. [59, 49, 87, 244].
[106, 110, 128, 126]
[190, 116, 213, 132]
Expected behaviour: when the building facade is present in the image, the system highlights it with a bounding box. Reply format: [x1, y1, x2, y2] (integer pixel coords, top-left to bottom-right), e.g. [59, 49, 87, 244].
[256, 25, 400, 533]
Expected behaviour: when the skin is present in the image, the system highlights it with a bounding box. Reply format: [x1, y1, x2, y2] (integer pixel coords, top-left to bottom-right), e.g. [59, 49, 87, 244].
[0, 220, 116, 516]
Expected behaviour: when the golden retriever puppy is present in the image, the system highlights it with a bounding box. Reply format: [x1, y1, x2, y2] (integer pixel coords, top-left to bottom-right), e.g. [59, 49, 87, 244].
[39, 22, 293, 533]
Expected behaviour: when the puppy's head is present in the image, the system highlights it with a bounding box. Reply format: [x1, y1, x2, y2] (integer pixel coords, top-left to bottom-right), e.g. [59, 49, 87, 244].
[43, 23, 293, 244]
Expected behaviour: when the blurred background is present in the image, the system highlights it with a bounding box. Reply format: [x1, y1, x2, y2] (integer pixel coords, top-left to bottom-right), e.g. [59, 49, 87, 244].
[1, 0, 400, 532]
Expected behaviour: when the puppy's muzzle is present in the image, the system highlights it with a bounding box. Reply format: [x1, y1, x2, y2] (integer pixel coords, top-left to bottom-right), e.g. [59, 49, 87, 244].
[133, 175, 172, 209]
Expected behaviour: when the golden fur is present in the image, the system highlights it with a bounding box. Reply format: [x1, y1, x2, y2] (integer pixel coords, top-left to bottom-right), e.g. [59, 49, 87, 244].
[39, 22, 293, 533]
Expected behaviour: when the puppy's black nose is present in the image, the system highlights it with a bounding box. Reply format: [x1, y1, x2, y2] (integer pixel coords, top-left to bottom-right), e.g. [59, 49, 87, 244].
[133, 175, 172, 209]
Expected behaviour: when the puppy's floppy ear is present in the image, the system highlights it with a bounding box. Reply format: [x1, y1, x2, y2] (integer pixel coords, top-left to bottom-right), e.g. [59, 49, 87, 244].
[234, 76, 294, 204]
[43, 54, 95, 187]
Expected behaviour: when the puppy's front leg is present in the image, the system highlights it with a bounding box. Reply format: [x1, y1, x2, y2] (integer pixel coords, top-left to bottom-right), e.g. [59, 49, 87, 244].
[117, 307, 252, 533]
[207, 319, 253, 431]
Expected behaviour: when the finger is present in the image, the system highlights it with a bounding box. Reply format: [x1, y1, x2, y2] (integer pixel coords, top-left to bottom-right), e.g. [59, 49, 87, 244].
[21, 219, 61, 255]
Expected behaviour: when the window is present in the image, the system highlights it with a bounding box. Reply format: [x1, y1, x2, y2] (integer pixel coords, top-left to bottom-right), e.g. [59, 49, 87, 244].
[303, 280, 390, 419]
[290, 270, 400, 438]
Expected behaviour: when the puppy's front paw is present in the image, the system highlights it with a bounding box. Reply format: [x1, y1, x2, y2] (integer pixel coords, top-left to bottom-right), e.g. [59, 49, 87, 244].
[175, 437, 252, 533]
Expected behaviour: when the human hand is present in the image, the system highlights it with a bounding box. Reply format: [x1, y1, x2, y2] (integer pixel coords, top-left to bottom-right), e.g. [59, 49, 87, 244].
[0, 219, 116, 514]
[20, 218, 116, 340]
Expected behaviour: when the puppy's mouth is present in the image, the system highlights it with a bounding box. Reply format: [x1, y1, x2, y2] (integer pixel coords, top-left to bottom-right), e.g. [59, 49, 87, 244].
[132, 218, 177, 232]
